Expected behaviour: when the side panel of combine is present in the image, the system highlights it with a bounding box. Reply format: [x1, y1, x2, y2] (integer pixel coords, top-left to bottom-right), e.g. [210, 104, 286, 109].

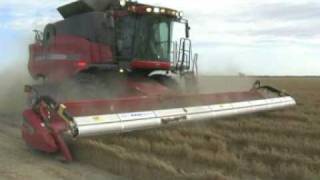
[54, 12, 114, 64]
[28, 12, 116, 81]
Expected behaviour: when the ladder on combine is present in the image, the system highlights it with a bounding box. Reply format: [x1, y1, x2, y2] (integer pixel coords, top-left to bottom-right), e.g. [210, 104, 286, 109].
[171, 38, 199, 92]
[172, 38, 198, 76]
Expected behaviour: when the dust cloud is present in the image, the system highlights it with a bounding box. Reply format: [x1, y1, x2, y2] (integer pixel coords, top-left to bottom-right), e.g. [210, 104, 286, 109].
[0, 64, 258, 116]
[197, 76, 257, 94]
[0, 61, 33, 115]
[54, 72, 129, 102]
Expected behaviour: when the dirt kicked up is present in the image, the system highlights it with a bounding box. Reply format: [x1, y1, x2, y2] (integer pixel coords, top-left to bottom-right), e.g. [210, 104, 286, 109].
[0, 66, 126, 180]
[1, 76, 320, 180]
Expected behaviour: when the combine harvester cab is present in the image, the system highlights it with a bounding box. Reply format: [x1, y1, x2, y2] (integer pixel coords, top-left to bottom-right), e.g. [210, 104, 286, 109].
[22, 0, 296, 161]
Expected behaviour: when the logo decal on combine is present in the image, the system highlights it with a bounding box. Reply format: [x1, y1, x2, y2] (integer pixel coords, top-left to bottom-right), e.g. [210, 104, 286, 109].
[93, 116, 103, 122]
[119, 112, 155, 121]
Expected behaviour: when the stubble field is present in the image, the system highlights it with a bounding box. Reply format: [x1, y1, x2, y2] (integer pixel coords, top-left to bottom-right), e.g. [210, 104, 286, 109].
[68, 77, 320, 180]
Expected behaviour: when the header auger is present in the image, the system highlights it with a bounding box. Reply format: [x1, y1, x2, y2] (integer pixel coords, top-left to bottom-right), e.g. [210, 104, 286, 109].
[22, 0, 296, 161]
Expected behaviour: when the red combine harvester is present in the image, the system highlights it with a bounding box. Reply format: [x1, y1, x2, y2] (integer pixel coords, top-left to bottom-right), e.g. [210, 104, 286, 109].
[23, 0, 296, 161]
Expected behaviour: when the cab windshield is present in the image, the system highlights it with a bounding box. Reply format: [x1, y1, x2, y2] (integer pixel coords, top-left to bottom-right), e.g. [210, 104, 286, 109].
[116, 15, 172, 62]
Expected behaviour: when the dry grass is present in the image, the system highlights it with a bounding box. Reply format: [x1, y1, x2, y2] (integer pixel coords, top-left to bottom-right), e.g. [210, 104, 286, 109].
[57, 77, 320, 179]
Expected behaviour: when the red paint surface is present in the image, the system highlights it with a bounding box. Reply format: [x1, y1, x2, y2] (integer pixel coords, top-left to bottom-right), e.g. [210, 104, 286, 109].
[28, 35, 113, 81]
[22, 109, 72, 161]
[22, 110, 58, 153]
[131, 60, 171, 70]
[63, 91, 263, 116]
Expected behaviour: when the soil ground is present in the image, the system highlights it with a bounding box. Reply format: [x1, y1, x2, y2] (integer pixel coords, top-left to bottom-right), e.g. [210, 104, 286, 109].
[0, 113, 127, 180]
[0, 77, 319, 180]
[71, 77, 320, 180]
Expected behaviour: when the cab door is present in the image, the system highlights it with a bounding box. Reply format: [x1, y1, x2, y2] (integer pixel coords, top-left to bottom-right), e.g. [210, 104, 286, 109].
[115, 16, 136, 62]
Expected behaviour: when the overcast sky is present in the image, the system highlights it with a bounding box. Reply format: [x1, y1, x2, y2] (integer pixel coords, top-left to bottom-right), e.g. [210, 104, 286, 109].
[0, 0, 319, 75]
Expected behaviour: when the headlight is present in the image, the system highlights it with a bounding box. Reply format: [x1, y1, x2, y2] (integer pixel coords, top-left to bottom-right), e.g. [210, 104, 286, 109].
[146, 7, 152, 13]
[179, 11, 184, 17]
[120, 0, 126, 7]
[154, 7, 160, 13]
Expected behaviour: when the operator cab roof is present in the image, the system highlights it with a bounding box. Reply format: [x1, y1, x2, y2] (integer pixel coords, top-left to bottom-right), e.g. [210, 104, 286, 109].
[58, 0, 182, 19]
[58, 0, 121, 18]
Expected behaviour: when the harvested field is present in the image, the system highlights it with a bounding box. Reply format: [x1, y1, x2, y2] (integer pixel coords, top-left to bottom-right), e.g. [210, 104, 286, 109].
[68, 77, 320, 180]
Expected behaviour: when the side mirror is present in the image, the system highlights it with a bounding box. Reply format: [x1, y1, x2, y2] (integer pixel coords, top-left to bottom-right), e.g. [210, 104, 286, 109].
[33, 30, 43, 43]
[185, 22, 190, 38]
